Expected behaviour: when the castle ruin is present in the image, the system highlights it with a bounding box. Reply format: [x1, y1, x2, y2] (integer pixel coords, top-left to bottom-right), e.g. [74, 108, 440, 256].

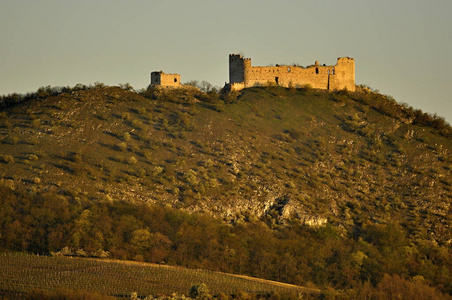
[150, 71, 181, 87]
[150, 54, 355, 92]
[228, 54, 355, 92]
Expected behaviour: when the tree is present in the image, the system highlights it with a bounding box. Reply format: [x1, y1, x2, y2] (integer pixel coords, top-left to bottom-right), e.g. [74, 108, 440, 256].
[184, 80, 199, 88]
[183, 80, 218, 93]
[189, 283, 210, 299]
[199, 81, 213, 93]
[119, 83, 134, 91]
[130, 228, 152, 251]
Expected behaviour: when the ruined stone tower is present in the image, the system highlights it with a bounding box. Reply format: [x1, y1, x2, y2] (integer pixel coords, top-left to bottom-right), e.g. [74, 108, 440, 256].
[150, 71, 181, 87]
[228, 54, 355, 92]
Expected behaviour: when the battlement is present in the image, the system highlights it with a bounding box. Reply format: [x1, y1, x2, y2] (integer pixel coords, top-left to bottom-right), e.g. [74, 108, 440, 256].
[228, 54, 355, 92]
[229, 54, 248, 59]
[338, 57, 354, 62]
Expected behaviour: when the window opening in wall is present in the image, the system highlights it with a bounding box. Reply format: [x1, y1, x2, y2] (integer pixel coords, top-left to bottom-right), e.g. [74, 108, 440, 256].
[275, 77, 279, 85]
[316, 68, 319, 74]
[174, 78, 178, 82]
[287, 67, 291, 72]
[332, 68, 335, 75]
[328, 70, 330, 75]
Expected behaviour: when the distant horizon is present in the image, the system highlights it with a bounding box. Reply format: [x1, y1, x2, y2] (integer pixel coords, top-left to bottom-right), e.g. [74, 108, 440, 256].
[1, 0, 450, 123]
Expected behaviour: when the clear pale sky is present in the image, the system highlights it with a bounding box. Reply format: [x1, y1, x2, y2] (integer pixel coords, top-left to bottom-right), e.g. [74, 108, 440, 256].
[1, 0, 450, 123]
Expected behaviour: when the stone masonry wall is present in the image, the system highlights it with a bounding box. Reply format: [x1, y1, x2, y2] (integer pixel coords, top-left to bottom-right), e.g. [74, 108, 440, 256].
[151, 71, 181, 87]
[229, 54, 355, 92]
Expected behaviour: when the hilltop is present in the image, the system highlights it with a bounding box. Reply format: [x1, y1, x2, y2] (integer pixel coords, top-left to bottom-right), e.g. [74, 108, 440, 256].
[0, 84, 451, 297]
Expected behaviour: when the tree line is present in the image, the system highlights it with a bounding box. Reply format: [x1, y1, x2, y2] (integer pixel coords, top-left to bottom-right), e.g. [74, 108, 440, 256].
[0, 183, 451, 298]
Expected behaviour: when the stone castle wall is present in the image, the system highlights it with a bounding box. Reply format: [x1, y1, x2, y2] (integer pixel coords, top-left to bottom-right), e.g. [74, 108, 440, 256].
[229, 54, 355, 92]
[151, 71, 181, 87]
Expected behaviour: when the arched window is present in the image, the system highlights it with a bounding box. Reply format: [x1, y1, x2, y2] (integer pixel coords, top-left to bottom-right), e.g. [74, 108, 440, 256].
[174, 78, 178, 82]
[316, 68, 319, 74]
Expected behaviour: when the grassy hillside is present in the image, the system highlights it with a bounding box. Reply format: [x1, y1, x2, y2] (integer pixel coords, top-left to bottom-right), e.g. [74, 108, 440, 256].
[0, 84, 451, 297]
[0, 85, 450, 239]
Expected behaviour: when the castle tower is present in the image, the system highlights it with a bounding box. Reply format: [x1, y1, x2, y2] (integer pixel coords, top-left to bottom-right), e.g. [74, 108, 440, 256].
[328, 57, 355, 91]
[242, 57, 252, 86]
[151, 71, 181, 87]
[229, 54, 246, 84]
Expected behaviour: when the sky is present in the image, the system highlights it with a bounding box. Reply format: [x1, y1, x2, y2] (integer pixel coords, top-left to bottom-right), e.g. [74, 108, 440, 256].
[0, 0, 451, 123]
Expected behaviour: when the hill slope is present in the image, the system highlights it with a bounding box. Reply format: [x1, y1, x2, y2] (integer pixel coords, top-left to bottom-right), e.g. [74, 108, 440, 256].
[0, 85, 450, 240]
[1, 85, 452, 296]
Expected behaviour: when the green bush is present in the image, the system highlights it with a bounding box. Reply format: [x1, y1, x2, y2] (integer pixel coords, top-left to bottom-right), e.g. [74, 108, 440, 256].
[116, 142, 127, 151]
[0, 154, 14, 164]
[189, 283, 210, 299]
[128, 156, 138, 165]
